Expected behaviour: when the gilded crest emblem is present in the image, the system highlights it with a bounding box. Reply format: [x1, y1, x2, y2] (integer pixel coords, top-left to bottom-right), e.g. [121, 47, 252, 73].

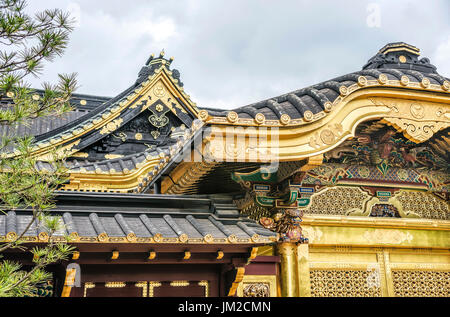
[153, 83, 166, 98]
[410, 103, 425, 119]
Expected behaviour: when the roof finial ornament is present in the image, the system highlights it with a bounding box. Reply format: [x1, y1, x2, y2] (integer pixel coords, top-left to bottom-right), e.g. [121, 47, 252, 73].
[145, 53, 155, 66]
[159, 49, 165, 58]
[362, 42, 437, 74]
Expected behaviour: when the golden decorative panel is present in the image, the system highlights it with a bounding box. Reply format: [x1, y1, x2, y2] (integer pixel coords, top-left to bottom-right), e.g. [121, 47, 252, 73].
[302, 186, 449, 221]
[395, 191, 449, 220]
[310, 269, 382, 297]
[391, 270, 449, 297]
[304, 187, 370, 216]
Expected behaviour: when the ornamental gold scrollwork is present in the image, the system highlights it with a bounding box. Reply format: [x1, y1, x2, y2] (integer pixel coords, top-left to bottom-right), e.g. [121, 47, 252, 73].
[382, 117, 447, 143]
[369, 97, 449, 143]
[151, 130, 161, 139]
[198, 110, 209, 121]
[112, 132, 127, 142]
[280, 114, 291, 125]
[254, 113, 266, 125]
[225, 142, 244, 158]
[320, 129, 335, 145]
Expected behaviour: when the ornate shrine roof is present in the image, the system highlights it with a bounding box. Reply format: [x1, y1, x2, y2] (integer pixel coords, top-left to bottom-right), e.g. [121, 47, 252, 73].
[1, 42, 448, 194]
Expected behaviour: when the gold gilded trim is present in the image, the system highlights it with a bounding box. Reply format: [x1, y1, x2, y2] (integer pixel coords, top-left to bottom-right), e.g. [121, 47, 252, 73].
[170, 281, 189, 287]
[61, 268, 77, 297]
[148, 282, 161, 297]
[105, 282, 126, 288]
[199, 281, 209, 297]
[0, 233, 273, 244]
[83, 282, 95, 297]
[228, 267, 246, 296]
[135, 281, 148, 297]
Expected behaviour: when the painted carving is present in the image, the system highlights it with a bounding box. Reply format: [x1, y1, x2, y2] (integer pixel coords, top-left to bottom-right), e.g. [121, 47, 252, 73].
[324, 124, 448, 173]
[243, 283, 270, 297]
[369, 204, 400, 217]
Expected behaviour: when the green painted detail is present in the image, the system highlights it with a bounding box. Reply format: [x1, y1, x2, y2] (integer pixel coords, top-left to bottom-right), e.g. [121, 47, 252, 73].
[256, 196, 275, 207]
[232, 166, 278, 184]
[376, 161, 389, 175]
[298, 198, 311, 207]
[283, 191, 298, 204]
[376, 191, 392, 197]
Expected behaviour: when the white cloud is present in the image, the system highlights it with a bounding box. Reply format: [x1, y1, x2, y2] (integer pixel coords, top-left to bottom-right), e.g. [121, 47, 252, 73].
[22, 0, 450, 108]
[433, 35, 450, 77]
[66, 2, 82, 27]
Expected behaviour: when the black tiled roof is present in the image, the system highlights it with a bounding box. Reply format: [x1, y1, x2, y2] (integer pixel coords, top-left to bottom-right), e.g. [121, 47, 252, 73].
[0, 192, 277, 244]
[205, 70, 449, 121]
[0, 92, 111, 139]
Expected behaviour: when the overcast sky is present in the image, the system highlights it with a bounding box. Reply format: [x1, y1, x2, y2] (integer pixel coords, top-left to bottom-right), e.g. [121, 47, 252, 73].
[25, 0, 450, 110]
